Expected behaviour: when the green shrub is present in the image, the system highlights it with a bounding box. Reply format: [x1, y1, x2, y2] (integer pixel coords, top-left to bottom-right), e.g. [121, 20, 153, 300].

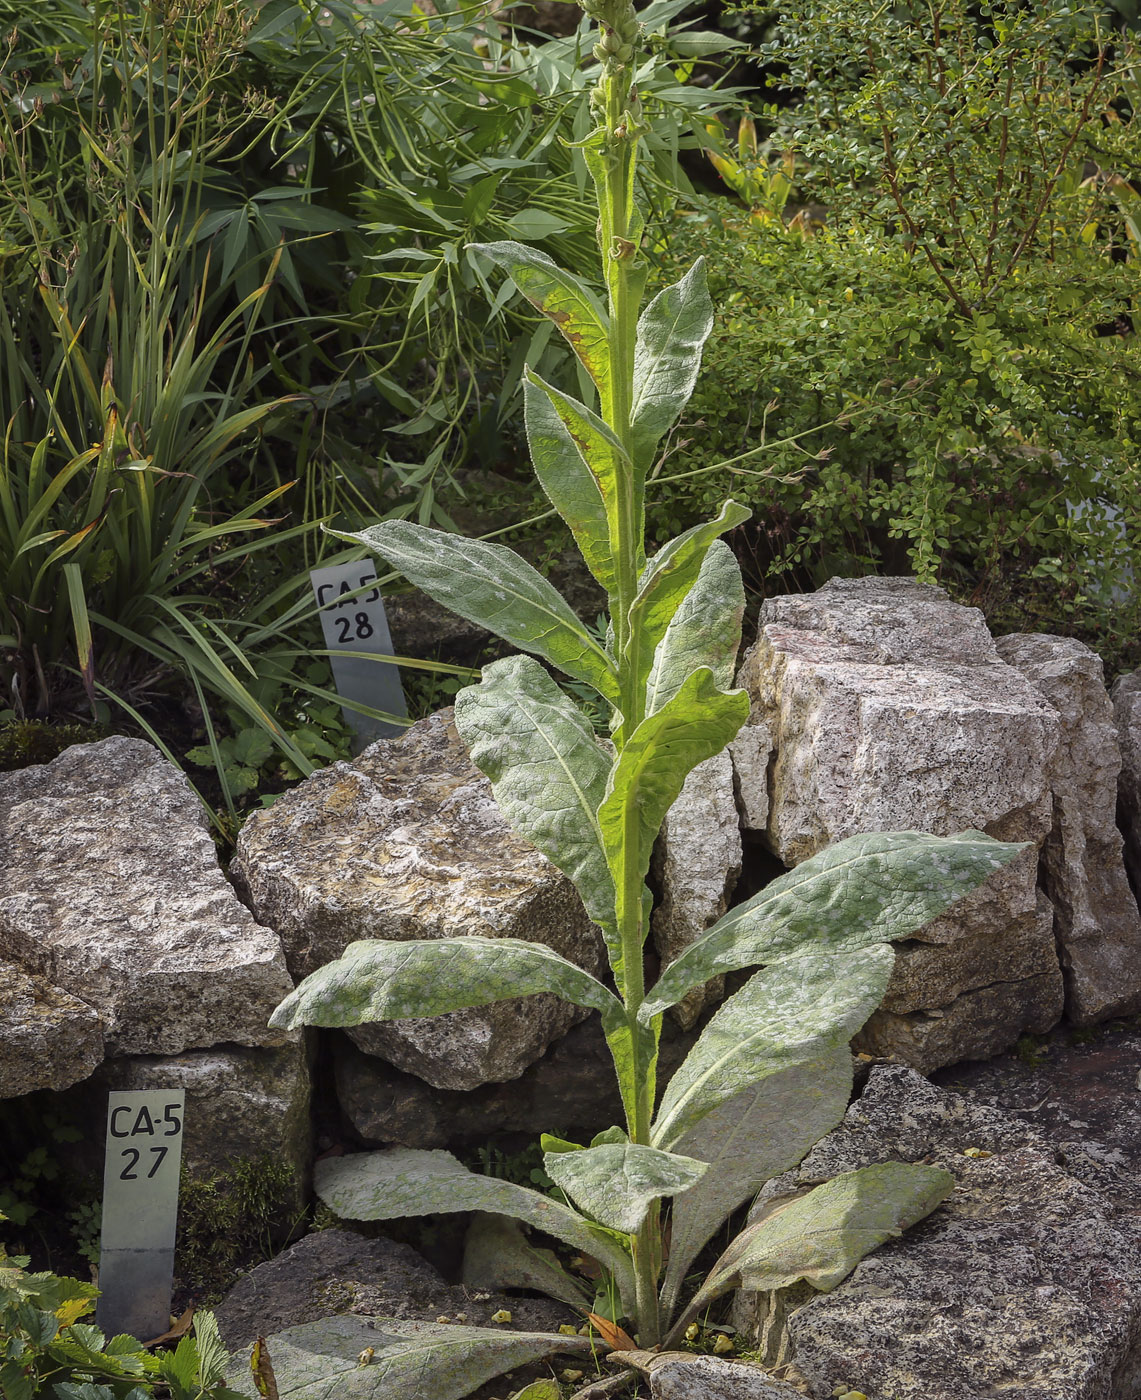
[649, 0, 1140, 670]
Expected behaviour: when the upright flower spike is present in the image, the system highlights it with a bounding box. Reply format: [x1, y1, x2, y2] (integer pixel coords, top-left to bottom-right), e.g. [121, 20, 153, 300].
[284, 1, 1022, 1378]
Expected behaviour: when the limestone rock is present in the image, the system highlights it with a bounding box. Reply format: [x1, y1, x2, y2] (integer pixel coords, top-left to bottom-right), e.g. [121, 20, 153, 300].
[214, 1228, 575, 1352]
[737, 578, 1065, 1071]
[1113, 668, 1141, 902]
[0, 737, 293, 1057]
[232, 710, 604, 1092]
[852, 860, 1065, 1071]
[735, 1066, 1141, 1400]
[632, 1353, 806, 1399]
[0, 959, 103, 1097]
[853, 957, 1062, 1075]
[728, 716, 773, 832]
[997, 634, 1141, 1023]
[52, 1041, 313, 1211]
[739, 578, 1060, 858]
[652, 751, 740, 1028]
[334, 1014, 697, 1150]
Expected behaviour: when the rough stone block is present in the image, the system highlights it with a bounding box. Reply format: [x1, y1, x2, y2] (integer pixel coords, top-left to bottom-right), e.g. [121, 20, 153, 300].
[334, 1015, 697, 1150]
[853, 959, 1063, 1075]
[652, 751, 740, 1028]
[736, 577, 1065, 1071]
[998, 634, 1141, 1023]
[232, 710, 604, 1091]
[739, 577, 1060, 859]
[0, 737, 294, 1058]
[53, 1040, 313, 1212]
[0, 959, 104, 1098]
[735, 1066, 1141, 1400]
[728, 717, 773, 832]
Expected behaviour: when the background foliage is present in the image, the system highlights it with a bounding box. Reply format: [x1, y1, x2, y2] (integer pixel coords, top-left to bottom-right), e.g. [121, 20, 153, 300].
[660, 0, 1141, 672]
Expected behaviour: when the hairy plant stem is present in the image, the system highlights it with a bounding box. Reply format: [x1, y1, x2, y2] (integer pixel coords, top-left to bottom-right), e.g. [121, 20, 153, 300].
[588, 5, 663, 1345]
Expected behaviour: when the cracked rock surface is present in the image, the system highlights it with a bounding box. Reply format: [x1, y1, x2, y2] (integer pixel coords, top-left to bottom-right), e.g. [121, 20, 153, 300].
[736, 1064, 1141, 1400]
[997, 634, 1141, 1024]
[652, 750, 741, 1029]
[0, 736, 293, 1082]
[232, 710, 603, 1091]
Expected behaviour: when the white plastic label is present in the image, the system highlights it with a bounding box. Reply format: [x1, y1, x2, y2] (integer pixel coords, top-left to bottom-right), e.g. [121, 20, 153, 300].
[95, 1090, 185, 1341]
[310, 563, 407, 749]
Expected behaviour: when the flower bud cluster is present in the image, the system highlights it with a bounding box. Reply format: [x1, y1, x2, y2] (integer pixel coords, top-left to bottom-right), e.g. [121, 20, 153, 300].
[580, 0, 640, 75]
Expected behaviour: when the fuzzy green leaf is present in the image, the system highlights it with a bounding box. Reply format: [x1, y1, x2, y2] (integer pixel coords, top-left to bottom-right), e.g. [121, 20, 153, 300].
[462, 1214, 592, 1312]
[660, 1047, 854, 1314]
[622, 501, 751, 712]
[330, 519, 618, 704]
[268, 934, 622, 1031]
[677, 1162, 954, 1333]
[224, 1315, 594, 1400]
[631, 259, 714, 472]
[651, 947, 895, 1150]
[542, 1143, 707, 1235]
[454, 654, 618, 944]
[600, 668, 750, 897]
[469, 241, 610, 389]
[523, 369, 624, 595]
[315, 1149, 636, 1312]
[645, 540, 744, 716]
[641, 830, 1028, 1023]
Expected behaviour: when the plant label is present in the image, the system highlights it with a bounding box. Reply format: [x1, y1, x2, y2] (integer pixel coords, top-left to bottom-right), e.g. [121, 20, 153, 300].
[95, 1090, 185, 1341]
[310, 563, 408, 749]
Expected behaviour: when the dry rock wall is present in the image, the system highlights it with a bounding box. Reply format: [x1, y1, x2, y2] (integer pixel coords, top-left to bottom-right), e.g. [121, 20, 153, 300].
[736, 578, 1068, 1071]
[0, 736, 310, 1190]
[3, 582, 1141, 1195]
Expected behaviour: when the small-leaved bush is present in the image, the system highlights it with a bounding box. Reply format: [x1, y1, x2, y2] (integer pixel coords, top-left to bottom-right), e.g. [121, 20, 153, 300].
[656, 0, 1140, 669]
[252, 2, 1026, 1396]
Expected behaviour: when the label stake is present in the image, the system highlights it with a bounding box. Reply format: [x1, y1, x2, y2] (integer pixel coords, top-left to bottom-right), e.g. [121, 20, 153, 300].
[95, 1090, 185, 1341]
[310, 563, 408, 750]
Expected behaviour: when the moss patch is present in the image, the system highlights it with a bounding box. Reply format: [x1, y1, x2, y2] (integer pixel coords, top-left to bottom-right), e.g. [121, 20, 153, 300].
[176, 1155, 303, 1303]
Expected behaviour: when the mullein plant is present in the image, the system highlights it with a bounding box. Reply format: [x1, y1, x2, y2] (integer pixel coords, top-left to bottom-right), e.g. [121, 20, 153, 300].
[261, 1, 1025, 1393]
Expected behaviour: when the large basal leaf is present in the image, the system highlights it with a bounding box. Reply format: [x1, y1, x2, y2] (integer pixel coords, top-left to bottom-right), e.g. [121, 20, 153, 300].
[523, 370, 624, 596]
[315, 1149, 636, 1312]
[651, 946, 895, 1150]
[671, 1162, 954, 1340]
[599, 668, 749, 903]
[224, 1314, 594, 1400]
[630, 259, 714, 473]
[329, 519, 618, 704]
[641, 830, 1029, 1023]
[462, 1213, 592, 1312]
[468, 241, 610, 389]
[542, 1143, 707, 1236]
[645, 540, 744, 717]
[454, 655, 618, 946]
[621, 501, 750, 711]
[659, 1046, 854, 1315]
[268, 934, 622, 1032]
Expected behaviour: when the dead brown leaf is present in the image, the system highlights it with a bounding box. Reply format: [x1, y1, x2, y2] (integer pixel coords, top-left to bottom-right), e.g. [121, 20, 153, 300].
[251, 1335, 280, 1400]
[143, 1304, 195, 1348]
[587, 1313, 637, 1352]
